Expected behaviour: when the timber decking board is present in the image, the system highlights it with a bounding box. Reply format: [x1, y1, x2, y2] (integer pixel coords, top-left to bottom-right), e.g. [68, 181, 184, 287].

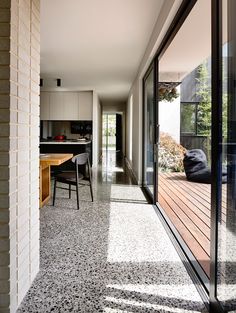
[158, 185, 210, 252]
[163, 172, 227, 207]
[159, 174, 211, 223]
[158, 193, 210, 275]
[162, 172, 227, 214]
[158, 175, 211, 229]
[158, 172, 227, 277]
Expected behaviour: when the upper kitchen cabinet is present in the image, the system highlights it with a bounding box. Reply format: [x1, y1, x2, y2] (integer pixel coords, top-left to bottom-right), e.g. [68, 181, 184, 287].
[40, 91, 92, 121]
[63, 92, 79, 120]
[49, 92, 65, 120]
[40, 92, 50, 120]
[78, 91, 93, 120]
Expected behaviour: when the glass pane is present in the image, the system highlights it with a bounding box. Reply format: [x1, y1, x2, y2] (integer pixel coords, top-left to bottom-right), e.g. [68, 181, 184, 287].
[158, 0, 211, 280]
[143, 68, 154, 196]
[107, 115, 116, 150]
[102, 114, 116, 150]
[217, 0, 236, 310]
[180, 103, 197, 134]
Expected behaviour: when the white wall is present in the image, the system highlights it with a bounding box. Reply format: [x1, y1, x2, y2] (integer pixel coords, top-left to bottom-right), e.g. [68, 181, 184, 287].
[0, 1, 40, 312]
[126, 84, 141, 182]
[102, 102, 126, 113]
[159, 92, 180, 143]
[126, 95, 133, 164]
[97, 97, 102, 162]
[92, 91, 102, 166]
[126, 0, 183, 184]
[126, 95, 133, 162]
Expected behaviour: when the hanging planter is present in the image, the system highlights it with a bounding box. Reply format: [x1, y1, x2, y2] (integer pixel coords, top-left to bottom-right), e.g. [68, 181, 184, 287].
[158, 82, 180, 102]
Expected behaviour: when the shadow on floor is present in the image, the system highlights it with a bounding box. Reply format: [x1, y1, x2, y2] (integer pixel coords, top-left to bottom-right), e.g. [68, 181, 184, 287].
[17, 151, 207, 313]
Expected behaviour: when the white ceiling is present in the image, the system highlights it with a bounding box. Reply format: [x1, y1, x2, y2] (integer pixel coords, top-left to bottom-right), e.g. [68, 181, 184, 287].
[159, 0, 211, 81]
[40, 0, 164, 102]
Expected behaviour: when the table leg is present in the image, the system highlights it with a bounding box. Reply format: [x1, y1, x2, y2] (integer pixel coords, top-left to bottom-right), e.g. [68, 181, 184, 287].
[40, 164, 51, 208]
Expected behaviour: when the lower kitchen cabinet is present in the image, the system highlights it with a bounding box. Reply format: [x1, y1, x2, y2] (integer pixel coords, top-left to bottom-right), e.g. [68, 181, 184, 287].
[40, 142, 92, 174]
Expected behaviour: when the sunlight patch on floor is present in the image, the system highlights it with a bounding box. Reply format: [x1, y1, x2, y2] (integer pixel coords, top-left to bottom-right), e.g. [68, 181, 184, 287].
[103, 308, 133, 313]
[104, 296, 202, 313]
[107, 202, 178, 263]
[106, 283, 202, 302]
[110, 185, 146, 202]
[111, 167, 124, 172]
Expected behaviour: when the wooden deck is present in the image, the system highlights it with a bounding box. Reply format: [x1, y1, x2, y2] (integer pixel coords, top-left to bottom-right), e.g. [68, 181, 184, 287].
[158, 172, 226, 277]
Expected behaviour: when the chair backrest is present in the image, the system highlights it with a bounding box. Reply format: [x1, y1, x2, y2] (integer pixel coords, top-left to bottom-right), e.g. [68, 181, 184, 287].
[72, 153, 89, 165]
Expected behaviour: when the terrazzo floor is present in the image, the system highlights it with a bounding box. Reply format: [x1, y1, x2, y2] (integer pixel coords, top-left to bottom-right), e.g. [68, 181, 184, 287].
[17, 152, 207, 313]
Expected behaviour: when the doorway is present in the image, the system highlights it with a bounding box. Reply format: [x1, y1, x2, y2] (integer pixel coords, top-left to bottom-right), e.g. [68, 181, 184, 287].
[102, 113, 123, 153]
[143, 1, 236, 311]
[143, 0, 211, 301]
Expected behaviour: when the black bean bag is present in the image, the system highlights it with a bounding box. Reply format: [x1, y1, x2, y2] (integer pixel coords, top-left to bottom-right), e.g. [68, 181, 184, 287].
[183, 149, 227, 183]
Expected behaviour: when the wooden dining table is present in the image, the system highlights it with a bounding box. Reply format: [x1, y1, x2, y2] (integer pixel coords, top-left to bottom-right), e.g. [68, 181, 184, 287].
[40, 153, 73, 208]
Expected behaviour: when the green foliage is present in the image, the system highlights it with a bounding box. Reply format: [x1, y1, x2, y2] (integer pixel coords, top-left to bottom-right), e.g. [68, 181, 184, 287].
[195, 59, 228, 137]
[159, 133, 186, 172]
[102, 114, 116, 136]
[159, 87, 179, 102]
[196, 61, 211, 136]
[222, 62, 228, 138]
[180, 104, 196, 134]
[222, 93, 228, 138]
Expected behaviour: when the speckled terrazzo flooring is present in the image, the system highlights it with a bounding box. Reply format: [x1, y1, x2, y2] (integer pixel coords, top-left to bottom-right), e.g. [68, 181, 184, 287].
[17, 152, 207, 313]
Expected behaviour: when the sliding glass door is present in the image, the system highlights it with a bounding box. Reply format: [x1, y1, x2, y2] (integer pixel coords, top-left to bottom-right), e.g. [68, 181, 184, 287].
[142, 1, 236, 310]
[213, 1, 236, 311]
[143, 66, 156, 200]
[157, 0, 212, 287]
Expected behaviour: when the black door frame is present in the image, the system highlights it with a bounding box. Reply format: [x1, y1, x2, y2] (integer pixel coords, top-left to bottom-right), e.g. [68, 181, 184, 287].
[142, 63, 157, 202]
[116, 113, 123, 153]
[210, 0, 227, 312]
[142, 0, 225, 311]
[142, 0, 197, 204]
[209, 0, 222, 310]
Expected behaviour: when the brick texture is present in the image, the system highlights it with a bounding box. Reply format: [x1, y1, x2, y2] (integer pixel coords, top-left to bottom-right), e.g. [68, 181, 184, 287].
[0, 0, 40, 312]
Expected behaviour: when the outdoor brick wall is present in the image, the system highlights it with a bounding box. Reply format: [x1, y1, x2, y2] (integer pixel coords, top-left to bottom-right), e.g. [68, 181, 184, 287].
[0, 0, 40, 312]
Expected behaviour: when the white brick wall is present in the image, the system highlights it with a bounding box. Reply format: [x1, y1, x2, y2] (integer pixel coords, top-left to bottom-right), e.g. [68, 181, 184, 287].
[0, 0, 40, 312]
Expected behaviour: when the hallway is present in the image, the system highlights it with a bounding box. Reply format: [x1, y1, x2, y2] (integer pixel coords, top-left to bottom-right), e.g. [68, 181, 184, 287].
[17, 152, 207, 313]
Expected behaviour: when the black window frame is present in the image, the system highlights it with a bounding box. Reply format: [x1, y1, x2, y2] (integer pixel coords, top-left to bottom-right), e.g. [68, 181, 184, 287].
[142, 0, 227, 312]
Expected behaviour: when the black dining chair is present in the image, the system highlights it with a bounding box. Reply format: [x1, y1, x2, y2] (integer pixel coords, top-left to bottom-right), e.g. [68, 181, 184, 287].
[53, 153, 93, 209]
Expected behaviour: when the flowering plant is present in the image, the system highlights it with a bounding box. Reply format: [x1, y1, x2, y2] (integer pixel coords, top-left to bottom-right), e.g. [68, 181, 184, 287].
[158, 132, 186, 172]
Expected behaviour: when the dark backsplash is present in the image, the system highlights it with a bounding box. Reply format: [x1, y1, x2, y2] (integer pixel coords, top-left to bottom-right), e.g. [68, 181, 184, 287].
[41, 120, 93, 140]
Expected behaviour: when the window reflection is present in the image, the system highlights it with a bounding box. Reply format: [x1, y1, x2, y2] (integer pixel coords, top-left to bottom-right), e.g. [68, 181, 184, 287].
[217, 0, 236, 310]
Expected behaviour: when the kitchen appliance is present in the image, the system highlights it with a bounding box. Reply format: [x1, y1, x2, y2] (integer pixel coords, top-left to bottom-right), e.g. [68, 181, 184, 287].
[54, 135, 66, 140]
[71, 121, 92, 135]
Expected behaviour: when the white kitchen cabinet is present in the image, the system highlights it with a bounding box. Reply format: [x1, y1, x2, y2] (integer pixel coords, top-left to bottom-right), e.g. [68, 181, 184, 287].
[40, 92, 50, 120]
[78, 91, 93, 120]
[49, 92, 64, 120]
[63, 92, 79, 120]
[40, 91, 92, 121]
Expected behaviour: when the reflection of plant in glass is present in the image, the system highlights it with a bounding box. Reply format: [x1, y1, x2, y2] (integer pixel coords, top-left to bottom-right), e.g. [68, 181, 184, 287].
[159, 132, 186, 172]
[196, 60, 228, 137]
[196, 61, 212, 136]
[181, 104, 196, 134]
[222, 59, 228, 138]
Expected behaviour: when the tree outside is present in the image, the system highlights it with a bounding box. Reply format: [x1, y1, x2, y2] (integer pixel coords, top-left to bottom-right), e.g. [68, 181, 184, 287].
[196, 61, 212, 136]
[102, 114, 116, 149]
[196, 59, 227, 137]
